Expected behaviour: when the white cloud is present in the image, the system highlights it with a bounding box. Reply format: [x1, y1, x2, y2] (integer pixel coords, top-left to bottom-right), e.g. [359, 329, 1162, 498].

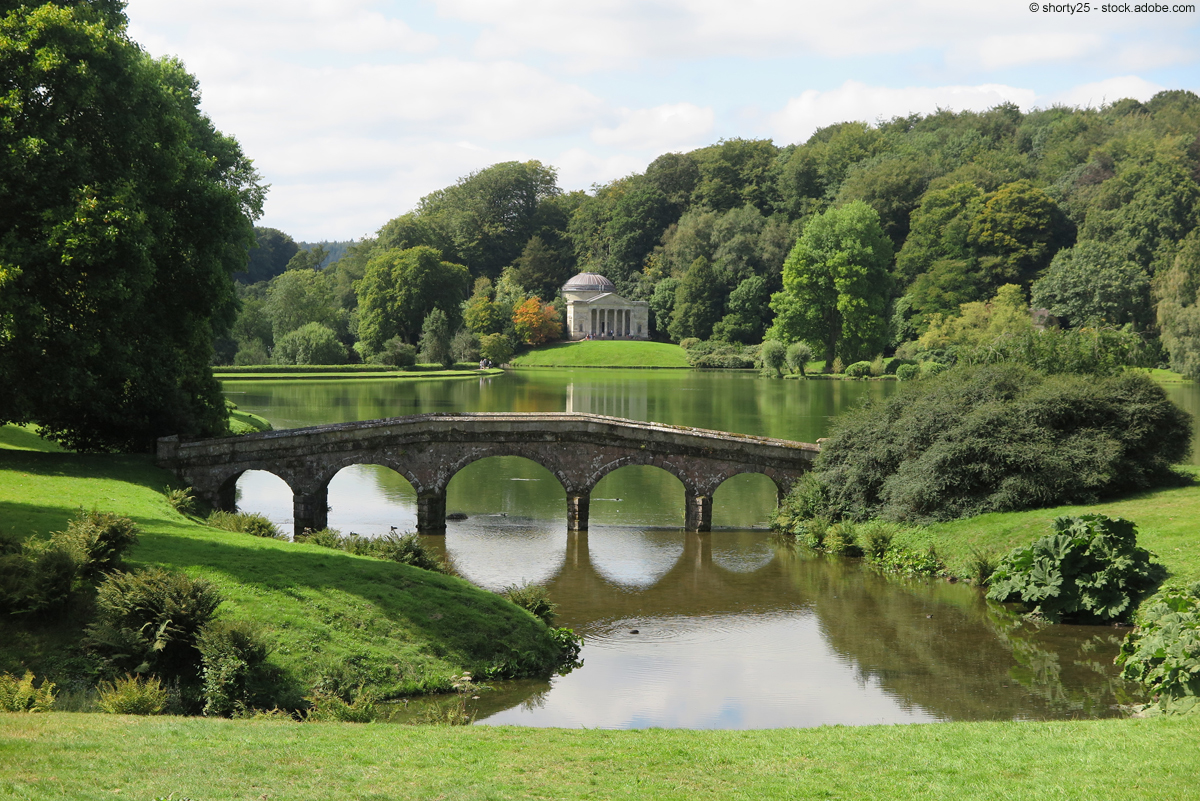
[433, 0, 1194, 71]
[127, 0, 438, 55]
[555, 148, 648, 193]
[592, 103, 714, 150]
[965, 33, 1106, 70]
[770, 81, 1038, 145]
[1050, 76, 1165, 109]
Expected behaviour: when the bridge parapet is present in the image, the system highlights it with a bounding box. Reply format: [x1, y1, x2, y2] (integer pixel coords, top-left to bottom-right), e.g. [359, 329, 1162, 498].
[158, 413, 819, 537]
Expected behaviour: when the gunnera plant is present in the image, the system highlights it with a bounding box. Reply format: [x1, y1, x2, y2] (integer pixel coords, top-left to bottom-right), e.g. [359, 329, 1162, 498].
[1117, 582, 1200, 715]
[987, 514, 1164, 623]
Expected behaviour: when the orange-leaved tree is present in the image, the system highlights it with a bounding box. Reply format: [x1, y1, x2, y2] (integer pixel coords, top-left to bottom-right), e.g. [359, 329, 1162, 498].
[513, 298, 562, 345]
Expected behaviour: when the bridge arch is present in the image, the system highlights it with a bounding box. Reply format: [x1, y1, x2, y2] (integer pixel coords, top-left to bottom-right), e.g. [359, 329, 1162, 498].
[712, 471, 785, 529]
[437, 446, 570, 496]
[157, 412, 818, 537]
[324, 462, 420, 535]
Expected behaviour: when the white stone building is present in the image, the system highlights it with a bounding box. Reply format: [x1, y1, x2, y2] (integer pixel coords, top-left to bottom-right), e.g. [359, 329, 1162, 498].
[561, 272, 650, 340]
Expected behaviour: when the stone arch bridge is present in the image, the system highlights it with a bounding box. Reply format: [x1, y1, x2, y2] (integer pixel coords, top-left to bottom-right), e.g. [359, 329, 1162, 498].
[156, 413, 820, 537]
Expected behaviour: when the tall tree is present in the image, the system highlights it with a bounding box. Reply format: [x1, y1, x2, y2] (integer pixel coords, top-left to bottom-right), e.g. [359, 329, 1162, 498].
[356, 246, 470, 355]
[768, 201, 893, 367]
[0, 2, 264, 450]
[668, 257, 726, 342]
[237, 227, 298, 284]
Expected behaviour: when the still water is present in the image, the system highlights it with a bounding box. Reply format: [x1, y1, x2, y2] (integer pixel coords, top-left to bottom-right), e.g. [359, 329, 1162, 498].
[221, 369, 1168, 728]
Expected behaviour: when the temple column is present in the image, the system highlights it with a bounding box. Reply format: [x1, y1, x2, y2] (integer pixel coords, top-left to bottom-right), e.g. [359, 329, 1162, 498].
[293, 486, 329, 538]
[566, 493, 590, 531]
[684, 491, 712, 532]
[417, 491, 447, 534]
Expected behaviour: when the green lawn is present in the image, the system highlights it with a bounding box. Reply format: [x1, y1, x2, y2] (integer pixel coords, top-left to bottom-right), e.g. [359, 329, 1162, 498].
[881, 468, 1200, 584]
[0, 427, 559, 702]
[511, 340, 690, 368]
[213, 365, 501, 381]
[2, 713, 1198, 800]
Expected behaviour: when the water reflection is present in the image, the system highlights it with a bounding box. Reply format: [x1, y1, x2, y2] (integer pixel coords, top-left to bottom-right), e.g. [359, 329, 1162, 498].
[222, 370, 1157, 728]
[424, 527, 1141, 729]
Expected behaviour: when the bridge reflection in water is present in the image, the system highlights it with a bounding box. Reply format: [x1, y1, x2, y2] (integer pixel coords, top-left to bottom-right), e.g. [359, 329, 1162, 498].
[407, 525, 1140, 729]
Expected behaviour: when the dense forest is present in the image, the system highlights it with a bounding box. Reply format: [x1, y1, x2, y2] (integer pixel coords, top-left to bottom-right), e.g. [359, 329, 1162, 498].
[222, 90, 1200, 376]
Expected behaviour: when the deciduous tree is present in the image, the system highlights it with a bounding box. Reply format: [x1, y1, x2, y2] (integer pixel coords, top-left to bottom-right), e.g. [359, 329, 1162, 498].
[0, 2, 264, 450]
[768, 202, 893, 367]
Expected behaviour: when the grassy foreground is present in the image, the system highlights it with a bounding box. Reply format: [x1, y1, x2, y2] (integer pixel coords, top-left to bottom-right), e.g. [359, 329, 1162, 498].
[2, 713, 1198, 800]
[511, 339, 690, 368]
[0, 427, 560, 702]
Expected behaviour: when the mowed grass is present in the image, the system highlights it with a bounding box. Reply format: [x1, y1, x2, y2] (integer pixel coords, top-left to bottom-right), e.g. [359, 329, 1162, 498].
[212, 366, 502, 381]
[886, 467, 1200, 584]
[0, 426, 558, 700]
[2, 713, 1199, 800]
[511, 339, 690, 368]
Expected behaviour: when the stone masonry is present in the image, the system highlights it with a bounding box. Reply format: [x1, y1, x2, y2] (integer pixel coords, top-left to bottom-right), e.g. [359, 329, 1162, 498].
[156, 413, 820, 537]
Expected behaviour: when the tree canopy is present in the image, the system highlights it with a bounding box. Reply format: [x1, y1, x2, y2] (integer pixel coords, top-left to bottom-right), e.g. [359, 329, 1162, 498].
[355, 246, 470, 356]
[0, 1, 263, 450]
[769, 202, 893, 366]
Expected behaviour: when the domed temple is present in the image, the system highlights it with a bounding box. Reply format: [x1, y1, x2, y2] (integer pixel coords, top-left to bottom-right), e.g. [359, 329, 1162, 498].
[561, 272, 650, 340]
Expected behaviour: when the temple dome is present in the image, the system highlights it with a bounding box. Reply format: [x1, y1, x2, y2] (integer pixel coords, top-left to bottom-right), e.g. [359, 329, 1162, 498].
[562, 272, 615, 293]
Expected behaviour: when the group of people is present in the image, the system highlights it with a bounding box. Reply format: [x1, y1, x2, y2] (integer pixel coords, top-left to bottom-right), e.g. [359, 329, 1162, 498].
[583, 331, 619, 340]
[477, 357, 494, 369]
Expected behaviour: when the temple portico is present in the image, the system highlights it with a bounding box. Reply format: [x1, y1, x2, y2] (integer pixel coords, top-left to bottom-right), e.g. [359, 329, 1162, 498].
[561, 272, 649, 340]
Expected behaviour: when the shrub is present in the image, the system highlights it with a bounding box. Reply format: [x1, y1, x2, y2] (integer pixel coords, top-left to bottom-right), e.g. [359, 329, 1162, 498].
[895, 363, 920, 381]
[96, 674, 168, 715]
[882, 357, 913, 375]
[165, 486, 198, 516]
[304, 686, 378, 723]
[0, 542, 79, 616]
[759, 339, 786, 377]
[371, 532, 447, 572]
[785, 342, 813, 375]
[296, 529, 448, 572]
[503, 583, 557, 625]
[273, 322, 347, 365]
[1117, 582, 1200, 715]
[198, 620, 272, 717]
[844, 361, 872, 378]
[0, 510, 140, 616]
[0, 670, 56, 712]
[208, 510, 283, 539]
[807, 364, 1193, 523]
[378, 337, 417, 368]
[679, 337, 700, 350]
[921, 360, 948, 376]
[987, 515, 1163, 623]
[478, 333, 514, 365]
[61, 510, 139, 579]
[86, 568, 223, 680]
[867, 543, 944, 577]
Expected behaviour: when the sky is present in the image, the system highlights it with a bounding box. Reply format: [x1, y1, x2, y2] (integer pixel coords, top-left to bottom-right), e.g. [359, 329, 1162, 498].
[123, 0, 1200, 242]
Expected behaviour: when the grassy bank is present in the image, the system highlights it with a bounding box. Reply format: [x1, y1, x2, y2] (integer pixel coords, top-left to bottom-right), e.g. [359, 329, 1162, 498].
[2, 713, 1198, 800]
[511, 340, 690, 368]
[213, 365, 502, 381]
[877, 470, 1200, 584]
[0, 427, 561, 702]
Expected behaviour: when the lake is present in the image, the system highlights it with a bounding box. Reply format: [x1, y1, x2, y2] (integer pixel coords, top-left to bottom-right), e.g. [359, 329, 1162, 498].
[221, 368, 1177, 728]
